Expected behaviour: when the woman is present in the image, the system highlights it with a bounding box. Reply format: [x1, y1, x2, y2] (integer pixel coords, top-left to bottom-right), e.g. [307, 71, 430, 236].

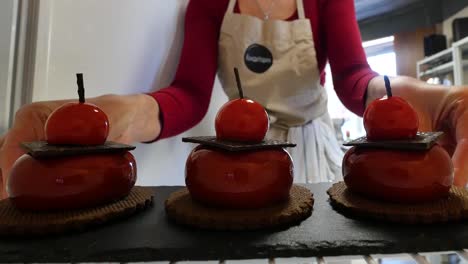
[1, 0, 468, 197]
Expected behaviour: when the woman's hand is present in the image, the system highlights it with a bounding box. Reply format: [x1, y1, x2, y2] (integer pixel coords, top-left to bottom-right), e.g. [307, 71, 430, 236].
[0, 94, 160, 198]
[367, 76, 468, 186]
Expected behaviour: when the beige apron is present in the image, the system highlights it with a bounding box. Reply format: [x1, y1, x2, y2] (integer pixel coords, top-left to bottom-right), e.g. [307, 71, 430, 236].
[218, 0, 343, 183]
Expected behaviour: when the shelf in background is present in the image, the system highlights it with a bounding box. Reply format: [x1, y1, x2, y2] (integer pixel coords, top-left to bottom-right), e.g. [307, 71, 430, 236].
[417, 48, 453, 67]
[419, 61, 454, 77]
[453, 36, 468, 50]
[417, 36, 468, 85]
[418, 60, 468, 78]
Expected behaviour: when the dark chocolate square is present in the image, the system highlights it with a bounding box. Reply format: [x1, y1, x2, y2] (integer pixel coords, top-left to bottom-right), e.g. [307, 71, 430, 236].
[182, 136, 296, 152]
[21, 141, 136, 159]
[343, 132, 443, 151]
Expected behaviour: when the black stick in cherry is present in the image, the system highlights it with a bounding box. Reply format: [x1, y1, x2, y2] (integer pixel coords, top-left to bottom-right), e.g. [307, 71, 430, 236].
[77, 73, 85, 103]
[384, 75, 393, 98]
[234, 68, 244, 99]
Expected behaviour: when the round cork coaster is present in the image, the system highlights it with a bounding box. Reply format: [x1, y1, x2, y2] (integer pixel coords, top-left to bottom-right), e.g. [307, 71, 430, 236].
[327, 182, 468, 224]
[165, 184, 313, 230]
[0, 186, 154, 236]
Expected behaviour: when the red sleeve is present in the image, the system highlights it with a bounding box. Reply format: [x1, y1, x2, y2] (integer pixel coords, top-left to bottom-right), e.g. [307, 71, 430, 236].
[148, 0, 225, 140]
[321, 0, 379, 116]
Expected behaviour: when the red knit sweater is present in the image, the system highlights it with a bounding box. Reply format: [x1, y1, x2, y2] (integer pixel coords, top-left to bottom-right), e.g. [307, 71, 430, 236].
[149, 0, 378, 140]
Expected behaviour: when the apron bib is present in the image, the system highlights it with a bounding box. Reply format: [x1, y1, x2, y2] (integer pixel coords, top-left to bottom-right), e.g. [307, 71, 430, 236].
[218, 0, 343, 183]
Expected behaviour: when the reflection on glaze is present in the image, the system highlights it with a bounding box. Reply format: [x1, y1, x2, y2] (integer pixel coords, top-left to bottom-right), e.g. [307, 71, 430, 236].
[186, 145, 293, 209]
[8, 152, 136, 211]
[343, 145, 453, 203]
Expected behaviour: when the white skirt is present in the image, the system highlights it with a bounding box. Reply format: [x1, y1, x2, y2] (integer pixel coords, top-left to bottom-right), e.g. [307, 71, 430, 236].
[267, 113, 344, 183]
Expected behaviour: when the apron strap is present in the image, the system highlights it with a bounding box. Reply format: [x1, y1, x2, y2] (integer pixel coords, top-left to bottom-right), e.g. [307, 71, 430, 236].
[227, 0, 236, 14]
[296, 0, 306, 19]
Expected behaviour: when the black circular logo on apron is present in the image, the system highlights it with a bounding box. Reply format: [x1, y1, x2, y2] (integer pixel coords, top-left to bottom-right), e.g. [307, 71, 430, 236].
[244, 44, 273, 74]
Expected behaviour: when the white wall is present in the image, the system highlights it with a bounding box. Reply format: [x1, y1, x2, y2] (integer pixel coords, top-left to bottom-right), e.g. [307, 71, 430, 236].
[0, 0, 16, 134]
[31, 0, 228, 186]
[443, 6, 468, 44]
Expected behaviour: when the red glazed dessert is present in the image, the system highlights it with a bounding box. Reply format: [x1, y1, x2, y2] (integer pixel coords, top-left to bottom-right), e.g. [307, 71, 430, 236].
[185, 69, 294, 209]
[343, 76, 453, 203]
[185, 145, 293, 209]
[343, 145, 453, 203]
[9, 74, 137, 211]
[8, 152, 137, 211]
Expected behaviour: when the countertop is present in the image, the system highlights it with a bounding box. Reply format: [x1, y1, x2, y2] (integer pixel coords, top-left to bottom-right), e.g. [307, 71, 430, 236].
[0, 183, 467, 263]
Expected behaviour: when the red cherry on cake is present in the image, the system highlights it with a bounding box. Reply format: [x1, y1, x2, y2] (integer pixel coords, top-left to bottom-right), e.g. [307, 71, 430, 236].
[363, 76, 419, 140]
[215, 98, 269, 143]
[215, 68, 269, 143]
[46, 103, 109, 145]
[45, 74, 109, 145]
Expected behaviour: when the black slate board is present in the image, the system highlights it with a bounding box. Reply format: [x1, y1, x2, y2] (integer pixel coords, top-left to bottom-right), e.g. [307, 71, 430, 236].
[21, 141, 136, 158]
[182, 136, 296, 151]
[0, 184, 468, 263]
[343, 131, 443, 151]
